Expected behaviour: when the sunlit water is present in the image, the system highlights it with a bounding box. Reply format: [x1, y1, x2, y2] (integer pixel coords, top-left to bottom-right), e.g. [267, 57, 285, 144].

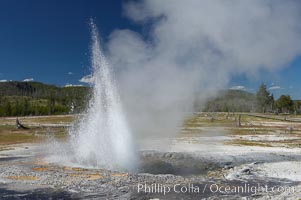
[48, 21, 136, 170]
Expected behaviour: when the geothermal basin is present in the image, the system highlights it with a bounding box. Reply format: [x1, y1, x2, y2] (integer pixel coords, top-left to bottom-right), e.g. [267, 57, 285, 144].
[0, 113, 301, 199]
[0, 23, 301, 200]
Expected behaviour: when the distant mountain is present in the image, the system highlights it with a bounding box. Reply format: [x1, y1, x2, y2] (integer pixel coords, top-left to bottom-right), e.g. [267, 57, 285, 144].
[0, 81, 90, 116]
[201, 89, 256, 112]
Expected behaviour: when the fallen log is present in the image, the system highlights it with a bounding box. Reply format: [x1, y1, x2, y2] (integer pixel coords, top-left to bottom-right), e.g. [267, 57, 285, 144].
[16, 118, 29, 129]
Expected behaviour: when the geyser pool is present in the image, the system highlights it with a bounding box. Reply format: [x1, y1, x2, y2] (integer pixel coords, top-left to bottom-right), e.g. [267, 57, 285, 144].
[67, 21, 136, 170]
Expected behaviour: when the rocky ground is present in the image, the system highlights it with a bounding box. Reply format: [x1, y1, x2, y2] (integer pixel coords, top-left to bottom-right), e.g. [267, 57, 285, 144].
[0, 113, 301, 199]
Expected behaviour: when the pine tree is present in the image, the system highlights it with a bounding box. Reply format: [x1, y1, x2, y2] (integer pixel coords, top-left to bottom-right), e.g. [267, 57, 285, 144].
[256, 83, 272, 113]
[276, 95, 293, 113]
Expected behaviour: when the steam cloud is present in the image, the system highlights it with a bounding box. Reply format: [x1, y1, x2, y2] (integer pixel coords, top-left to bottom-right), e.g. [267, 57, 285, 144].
[107, 0, 301, 145]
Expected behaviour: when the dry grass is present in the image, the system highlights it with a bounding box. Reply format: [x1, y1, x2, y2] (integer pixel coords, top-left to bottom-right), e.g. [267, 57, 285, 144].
[225, 140, 273, 147]
[0, 132, 38, 145]
[0, 115, 75, 126]
[0, 122, 68, 145]
[0, 113, 300, 147]
[182, 113, 301, 147]
[183, 114, 235, 127]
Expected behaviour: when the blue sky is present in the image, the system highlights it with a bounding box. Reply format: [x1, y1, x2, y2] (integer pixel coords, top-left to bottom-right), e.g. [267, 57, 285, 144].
[0, 0, 300, 99]
[0, 0, 139, 85]
[230, 57, 301, 100]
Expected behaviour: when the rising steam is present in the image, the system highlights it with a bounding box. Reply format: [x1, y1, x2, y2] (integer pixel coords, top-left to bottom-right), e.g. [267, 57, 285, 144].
[107, 0, 301, 147]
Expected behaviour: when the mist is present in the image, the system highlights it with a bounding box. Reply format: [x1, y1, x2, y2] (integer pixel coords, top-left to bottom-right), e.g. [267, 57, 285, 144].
[106, 0, 301, 146]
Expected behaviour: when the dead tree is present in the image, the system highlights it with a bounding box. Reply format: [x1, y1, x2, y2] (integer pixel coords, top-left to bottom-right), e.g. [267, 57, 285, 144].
[236, 115, 241, 127]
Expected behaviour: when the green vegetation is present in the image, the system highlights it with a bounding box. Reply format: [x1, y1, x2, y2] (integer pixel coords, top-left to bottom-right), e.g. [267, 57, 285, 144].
[276, 95, 294, 113]
[0, 81, 90, 117]
[202, 90, 256, 112]
[256, 83, 274, 113]
[0, 81, 300, 117]
[201, 83, 301, 114]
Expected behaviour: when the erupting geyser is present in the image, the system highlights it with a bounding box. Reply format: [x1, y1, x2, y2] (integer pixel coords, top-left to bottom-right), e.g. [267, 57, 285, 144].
[68, 21, 136, 170]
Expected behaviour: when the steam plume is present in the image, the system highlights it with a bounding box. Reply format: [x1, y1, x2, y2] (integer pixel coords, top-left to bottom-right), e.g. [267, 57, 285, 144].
[107, 0, 301, 146]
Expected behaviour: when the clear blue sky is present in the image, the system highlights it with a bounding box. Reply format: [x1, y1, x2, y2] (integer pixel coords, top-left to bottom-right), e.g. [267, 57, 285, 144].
[0, 0, 300, 99]
[0, 0, 139, 85]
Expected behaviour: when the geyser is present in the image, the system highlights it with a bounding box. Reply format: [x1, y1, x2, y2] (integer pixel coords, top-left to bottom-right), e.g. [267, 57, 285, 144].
[68, 21, 136, 170]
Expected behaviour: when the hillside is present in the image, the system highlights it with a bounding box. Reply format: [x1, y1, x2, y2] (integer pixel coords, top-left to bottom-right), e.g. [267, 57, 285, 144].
[1, 82, 300, 116]
[0, 81, 90, 116]
[202, 89, 256, 112]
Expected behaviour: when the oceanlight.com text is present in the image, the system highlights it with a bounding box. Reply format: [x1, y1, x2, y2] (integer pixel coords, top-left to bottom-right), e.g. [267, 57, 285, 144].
[137, 183, 297, 195]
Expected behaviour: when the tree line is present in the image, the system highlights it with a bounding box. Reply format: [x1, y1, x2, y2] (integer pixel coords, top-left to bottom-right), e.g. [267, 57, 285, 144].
[256, 83, 300, 114]
[0, 81, 300, 116]
[0, 81, 90, 117]
[0, 97, 69, 116]
[202, 83, 301, 114]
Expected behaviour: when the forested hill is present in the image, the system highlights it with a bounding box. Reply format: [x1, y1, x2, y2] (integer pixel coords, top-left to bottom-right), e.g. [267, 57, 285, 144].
[201, 88, 301, 113]
[202, 89, 256, 112]
[1, 81, 300, 117]
[0, 81, 90, 116]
